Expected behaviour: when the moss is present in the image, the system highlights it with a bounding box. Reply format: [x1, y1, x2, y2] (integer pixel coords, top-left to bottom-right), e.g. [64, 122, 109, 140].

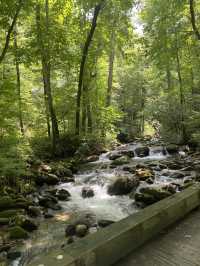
[0, 209, 23, 219]
[8, 226, 29, 240]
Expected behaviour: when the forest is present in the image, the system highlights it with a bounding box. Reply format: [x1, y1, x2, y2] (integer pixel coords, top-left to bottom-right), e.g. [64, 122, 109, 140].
[1, 0, 200, 265]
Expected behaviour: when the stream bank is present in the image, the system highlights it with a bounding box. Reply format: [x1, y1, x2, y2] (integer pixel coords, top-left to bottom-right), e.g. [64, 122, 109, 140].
[0, 140, 200, 265]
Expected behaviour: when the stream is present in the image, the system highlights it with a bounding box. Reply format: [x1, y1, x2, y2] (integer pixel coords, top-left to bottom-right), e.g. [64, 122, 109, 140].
[12, 141, 191, 266]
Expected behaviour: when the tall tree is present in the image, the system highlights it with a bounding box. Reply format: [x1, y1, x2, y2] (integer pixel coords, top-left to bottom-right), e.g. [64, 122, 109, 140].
[14, 27, 24, 135]
[0, 0, 24, 63]
[75, 2, 104, 135]
[36, 0, 59, 154]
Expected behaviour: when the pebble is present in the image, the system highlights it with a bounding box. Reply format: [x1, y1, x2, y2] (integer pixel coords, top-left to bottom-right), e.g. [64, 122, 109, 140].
[57, 255, 63, 260]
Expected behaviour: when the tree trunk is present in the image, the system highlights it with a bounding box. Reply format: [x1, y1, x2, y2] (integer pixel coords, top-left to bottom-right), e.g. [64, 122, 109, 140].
[106, 30, 115, 107]
[81, 86, 87, 134]
[36, 1, 59, 154]
[0, 0, 23, 63]
[75, 3, 103, 135]
[175, 40, 186, 142]
[189, 0, 200, 40]
[166, 64, 172, 90]
[14, 27, 24, 135]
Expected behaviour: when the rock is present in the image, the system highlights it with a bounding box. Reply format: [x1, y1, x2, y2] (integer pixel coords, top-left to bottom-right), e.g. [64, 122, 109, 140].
[35, 175, 46, 186]
[140, 186, 172, 200]
[85, 155, 99, 163]
[39, 164, 52, 173]
[75, 224, 88, 237]
[67, 237, 74, 245]
[57, 189, 71, 201]
[117, 132, 129, 143]
[46, 189, 58, 196]
[8, 226, 29, 240]
[163, 184, 177, 194]
[0, 218, 9, 226]
[38, 195, 58, 208]
[170, 172, 185, 179]
[7, 249, 22, 260]
[108, 177, 139, 196]
[109, 152, 123, 160]
[135, 168, 154, 181]
[111, 156, 130, 166]
[0, 197, 14, 211]
[45, 174, 60, 185]
[0, 252, 7, 264]
[82, 187, 94, 198]
[146, 177, 154, 184]
[98, 220, 115, 228]
[135, 146, 150, 157]
[27, 206, 41, 217]
[166, 145, 179, 154]
[53, 166, 73, 178]
[44, 210, 54, 219]
[0, 244, 11, 253]
[135, 186, 172, 206]
[65, 224, 76, 237]
[121, 150, 135, 158]
[123, 166, 135, 173]
[36, 174, 59, 186]
[0, 209, 23, 219]
[20, 218, 38, 232]
[61, 176, 75, 183]
[135, 192, 156, 206]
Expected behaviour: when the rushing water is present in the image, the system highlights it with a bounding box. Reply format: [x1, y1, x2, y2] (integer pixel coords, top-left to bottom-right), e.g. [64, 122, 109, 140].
[12, 143, 176, 266]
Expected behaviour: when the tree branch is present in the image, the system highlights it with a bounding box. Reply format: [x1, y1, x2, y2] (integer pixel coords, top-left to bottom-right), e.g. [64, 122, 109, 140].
[189, 0, 200, 40]
[0, 0, 23, 63]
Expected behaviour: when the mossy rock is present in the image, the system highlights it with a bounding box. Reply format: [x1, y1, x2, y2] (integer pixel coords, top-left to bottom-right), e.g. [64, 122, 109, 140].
[8, 226, 29, 240]
[111, 156, 130, 166]
[0, 218, 9, 226]
[0, 209, 23, 219]
[0, 196, 14, 211]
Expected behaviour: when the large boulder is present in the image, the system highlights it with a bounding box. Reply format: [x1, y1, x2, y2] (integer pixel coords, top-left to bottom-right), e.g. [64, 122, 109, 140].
[45, 174, 59, 185]
[56, 189, 71, 201]
[135, 146, 150, 157]
[166, 145, 179, 154]
[108, 177, 139, 196]
[135, 186, 172, 206]
[111, 156, 130, 166]
[82, 187, 94, 198]
[35, 174, 59, 186]
[8, 226, 29, 240]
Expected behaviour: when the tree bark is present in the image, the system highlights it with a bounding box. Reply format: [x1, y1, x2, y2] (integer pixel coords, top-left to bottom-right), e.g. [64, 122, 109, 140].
[0, 0, 23, 63]
[106, 30, 115, 107]
[166, 64, 172, 90]
[14, 27, 24, 135]
[75, 3, 103, 135]
[189, 0, 200, 40]
[175, 40, 187, 142]
[36, 1, 59, 154]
